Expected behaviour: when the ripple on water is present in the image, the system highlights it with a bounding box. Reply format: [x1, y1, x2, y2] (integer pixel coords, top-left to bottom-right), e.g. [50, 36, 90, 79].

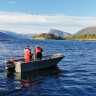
[0, 40, 96, 95]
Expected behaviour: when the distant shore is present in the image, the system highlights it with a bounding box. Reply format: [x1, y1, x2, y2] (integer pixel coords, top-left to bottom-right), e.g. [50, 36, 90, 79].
[0, 39, 9, 41]
[78, 39, 96, 41]
[31, 38, 96, 41]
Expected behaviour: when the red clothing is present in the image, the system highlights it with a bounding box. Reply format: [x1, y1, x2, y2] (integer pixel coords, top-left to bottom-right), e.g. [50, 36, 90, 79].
[24, 49, 30, 62]
[34, 45, 43, 60]
[34, 46, 43, 54]
[26, 46, 32, 59]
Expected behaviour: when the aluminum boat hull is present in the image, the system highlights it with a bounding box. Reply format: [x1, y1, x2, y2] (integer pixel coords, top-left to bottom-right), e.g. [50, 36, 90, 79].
[6, 54, 65, 73]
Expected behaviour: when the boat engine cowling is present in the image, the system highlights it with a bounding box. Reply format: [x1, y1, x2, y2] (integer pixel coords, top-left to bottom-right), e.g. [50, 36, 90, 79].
[5, 61, 15, 70]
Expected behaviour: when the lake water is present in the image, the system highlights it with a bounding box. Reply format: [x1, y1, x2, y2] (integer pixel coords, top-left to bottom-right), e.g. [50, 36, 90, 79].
[0, 40, 96, 96]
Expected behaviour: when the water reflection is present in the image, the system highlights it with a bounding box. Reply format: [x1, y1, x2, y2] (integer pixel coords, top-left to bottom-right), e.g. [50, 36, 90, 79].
[6, 66, 61, 89]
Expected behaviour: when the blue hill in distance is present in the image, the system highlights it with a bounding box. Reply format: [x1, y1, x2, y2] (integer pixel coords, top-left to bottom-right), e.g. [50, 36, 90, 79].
[1, 26, 96, 40]
[0, 30, 38, 40]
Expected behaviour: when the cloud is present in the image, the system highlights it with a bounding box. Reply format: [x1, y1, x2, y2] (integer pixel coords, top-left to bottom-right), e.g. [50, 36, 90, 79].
[0, 12, 96, 26]
[0, 11, 96, 34]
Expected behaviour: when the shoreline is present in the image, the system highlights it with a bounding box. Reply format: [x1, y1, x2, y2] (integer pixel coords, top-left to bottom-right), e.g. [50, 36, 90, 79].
[70, 39, 96, 41]
[0, 39, 9, 41]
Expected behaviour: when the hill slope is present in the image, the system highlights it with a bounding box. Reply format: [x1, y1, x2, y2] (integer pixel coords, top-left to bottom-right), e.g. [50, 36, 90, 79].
[0, 30, 38, 40]
[66, 34, 96, 41]
[73, 26, 96, 36]
[31, 33, 65, 40]
[0, 30, 25, 39]
[48, 29, 72, 37]
[0, 31, 14, 39]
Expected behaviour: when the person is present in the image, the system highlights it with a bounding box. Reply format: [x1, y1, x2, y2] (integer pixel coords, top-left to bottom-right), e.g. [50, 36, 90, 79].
[24, 45, 32, 62]
[26, 45, 31, 50]
[26, 45, 32, 59]
[34, 45, 43, 60]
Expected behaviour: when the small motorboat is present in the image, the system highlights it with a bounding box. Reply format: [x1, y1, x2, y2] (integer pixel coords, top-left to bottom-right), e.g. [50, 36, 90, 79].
[5, 54, 65, 73]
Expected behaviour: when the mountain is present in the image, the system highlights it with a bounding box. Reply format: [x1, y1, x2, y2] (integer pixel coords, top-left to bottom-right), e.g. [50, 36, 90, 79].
[22, 33, 38, 39]
[48, 29, 72, 37]
[0, 30, 25, 39]
[73, 26, 96, 36]
[31, 33, 65, 40]
[0, 31, 13, 40]
[0, 30, 38, 40]
[66, 34, 96, 41]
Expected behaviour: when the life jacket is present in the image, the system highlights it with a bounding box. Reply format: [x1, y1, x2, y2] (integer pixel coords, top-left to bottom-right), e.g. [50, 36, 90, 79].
[24, 49, 30, 56]
[24, 49, 30, 62]
[36, 46, 42, 53]
[34, 46, 43, 53]
[26, 47, 32, 56]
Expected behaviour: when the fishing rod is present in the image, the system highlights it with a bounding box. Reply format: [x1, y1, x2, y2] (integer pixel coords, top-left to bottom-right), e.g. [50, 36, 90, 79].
[31, 47, 34, 53]
[8, 41, 14, 59]
[15, 40, 21, 58]
[0, 41, 11, 60]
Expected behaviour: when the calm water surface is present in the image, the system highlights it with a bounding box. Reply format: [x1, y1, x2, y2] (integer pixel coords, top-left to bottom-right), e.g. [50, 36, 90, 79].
[0, 40, 96, 96]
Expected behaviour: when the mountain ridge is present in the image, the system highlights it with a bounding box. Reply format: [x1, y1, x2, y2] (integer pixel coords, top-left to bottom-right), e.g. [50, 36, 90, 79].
[1, 26, 96, 40]
[73, 26, 96, 36]
[48, 29, 72, 37]
[0, 30, 38, 40]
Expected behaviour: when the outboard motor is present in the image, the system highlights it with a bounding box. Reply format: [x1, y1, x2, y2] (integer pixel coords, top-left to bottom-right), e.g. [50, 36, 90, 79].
[5, 60, 15, 70]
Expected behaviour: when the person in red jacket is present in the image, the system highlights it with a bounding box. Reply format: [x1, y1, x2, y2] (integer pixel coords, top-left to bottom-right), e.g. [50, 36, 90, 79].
[34, 45, 43, 60]
[24, 48, 30, 62]
[26, 45, 32, 59]
[24, 45, 32, 62]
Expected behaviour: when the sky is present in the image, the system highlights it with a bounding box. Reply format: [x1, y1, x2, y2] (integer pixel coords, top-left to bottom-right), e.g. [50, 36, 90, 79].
[0, 0, 96, 34]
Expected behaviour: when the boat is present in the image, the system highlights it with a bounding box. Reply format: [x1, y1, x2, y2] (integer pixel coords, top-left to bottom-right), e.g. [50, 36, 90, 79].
[5, 54, 65, 73]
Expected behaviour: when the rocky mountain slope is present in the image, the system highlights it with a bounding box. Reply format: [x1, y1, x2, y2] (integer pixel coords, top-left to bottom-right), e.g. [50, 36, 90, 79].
[0, 30, 27, 39]
[0, 31, 14, 39]
[48, 29, 72, 37]
[73, 26, 96, 36]
[0, 30, 38, 40]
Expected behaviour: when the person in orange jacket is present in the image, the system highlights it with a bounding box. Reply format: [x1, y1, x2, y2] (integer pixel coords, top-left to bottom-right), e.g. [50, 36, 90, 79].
[34, 45, 43, 60]
[24, 45, 32, 62]
[26, 45, 32, 59]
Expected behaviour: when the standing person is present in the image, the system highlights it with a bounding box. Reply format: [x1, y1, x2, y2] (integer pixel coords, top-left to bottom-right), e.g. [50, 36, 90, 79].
[26, 45, 31, 50]
[24, 45, 32, 62]
[34, 45, 43, 60]
[26, 45, 32, 59]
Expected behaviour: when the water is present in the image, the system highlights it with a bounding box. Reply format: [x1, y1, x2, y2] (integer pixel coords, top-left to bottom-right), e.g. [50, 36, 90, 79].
[0, 40, 96, 96]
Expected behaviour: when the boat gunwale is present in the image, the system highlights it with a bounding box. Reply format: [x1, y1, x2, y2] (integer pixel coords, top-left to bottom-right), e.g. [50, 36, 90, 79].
[22, 54, 65, 64]
[14, 54, 65, 64]
[6, 54, 65, 64]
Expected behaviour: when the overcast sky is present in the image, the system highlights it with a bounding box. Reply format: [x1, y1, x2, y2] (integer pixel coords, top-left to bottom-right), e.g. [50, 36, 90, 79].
[0, 0, 96, 34]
